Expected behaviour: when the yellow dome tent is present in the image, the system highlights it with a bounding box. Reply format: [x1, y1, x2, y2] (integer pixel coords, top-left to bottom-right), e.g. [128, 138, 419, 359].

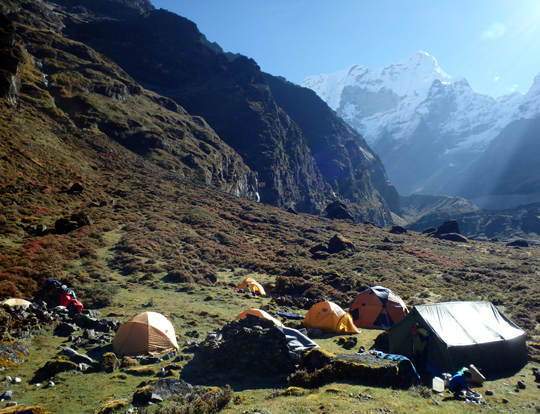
[235, 277, 266, 295]
[1, 298, 32, 309]
[303, 301, 360, 334]
[236, 309, 283, 327]
[113, 312, 179, 357]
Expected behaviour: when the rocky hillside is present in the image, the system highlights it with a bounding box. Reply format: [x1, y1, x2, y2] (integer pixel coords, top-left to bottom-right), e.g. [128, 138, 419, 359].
[45, 1, 397, 224]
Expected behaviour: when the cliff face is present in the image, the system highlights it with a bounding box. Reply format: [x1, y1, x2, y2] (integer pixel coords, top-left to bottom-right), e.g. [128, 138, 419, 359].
[1, 0, 399, 224]
[263, 74, 400, 222]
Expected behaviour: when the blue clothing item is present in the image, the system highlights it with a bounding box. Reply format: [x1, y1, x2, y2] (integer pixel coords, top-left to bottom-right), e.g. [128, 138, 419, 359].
[449, 373, 469, 393]
[370, 350, 421, 382]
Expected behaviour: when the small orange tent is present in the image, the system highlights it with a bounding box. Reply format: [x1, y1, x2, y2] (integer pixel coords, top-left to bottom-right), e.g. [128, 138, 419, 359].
[350, 286, 408, 329]
[113, 312, 179, 357]
[235, 277, 266, 295]
[303, 301, 360, 334]
[236, 309, 283, 327]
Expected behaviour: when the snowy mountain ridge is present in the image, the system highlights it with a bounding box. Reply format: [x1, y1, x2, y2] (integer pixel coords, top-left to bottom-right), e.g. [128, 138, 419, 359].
[303, 51, 540, 196]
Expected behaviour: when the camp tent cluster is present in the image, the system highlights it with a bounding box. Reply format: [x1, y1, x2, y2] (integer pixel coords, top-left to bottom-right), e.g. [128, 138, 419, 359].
[105, 284, 527, 377]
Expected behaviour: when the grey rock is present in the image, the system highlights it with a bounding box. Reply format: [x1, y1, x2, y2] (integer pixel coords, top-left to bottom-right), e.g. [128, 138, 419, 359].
[0, 390, 12, 400]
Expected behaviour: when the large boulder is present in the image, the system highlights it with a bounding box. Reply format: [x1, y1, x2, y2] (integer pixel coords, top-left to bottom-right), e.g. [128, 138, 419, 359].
[199, 316, 296, 379]
[325, 201, 355, 221]
[327, 234, 355, 254]
[435, 219, 460, 235]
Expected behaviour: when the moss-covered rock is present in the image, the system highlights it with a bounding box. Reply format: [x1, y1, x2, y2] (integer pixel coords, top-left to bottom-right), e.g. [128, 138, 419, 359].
[93, 399, 128, 414]
[120, 357, 138, 368]
[34, 356, 79, 380]
[124, 365, 156, 376]
[100, 352, 119, 373]
[0, 404, 52, 414]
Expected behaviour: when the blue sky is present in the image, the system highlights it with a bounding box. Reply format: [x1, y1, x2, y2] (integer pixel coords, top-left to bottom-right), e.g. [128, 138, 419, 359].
[150, 1, 540, 98]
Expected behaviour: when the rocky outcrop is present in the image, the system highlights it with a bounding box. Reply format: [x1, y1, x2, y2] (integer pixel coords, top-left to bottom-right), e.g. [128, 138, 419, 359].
[0, 10, 23, 106]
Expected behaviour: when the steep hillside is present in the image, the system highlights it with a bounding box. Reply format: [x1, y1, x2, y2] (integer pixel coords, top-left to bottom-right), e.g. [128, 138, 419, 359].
[56, 4, 396, 223]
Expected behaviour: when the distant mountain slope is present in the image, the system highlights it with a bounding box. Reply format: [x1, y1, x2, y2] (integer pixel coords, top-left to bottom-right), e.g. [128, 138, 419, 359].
[54, 4, 398, 223]
[400, 194, 478, 224]
[303, 51, 540, 208]
[442, 116, 540, 210]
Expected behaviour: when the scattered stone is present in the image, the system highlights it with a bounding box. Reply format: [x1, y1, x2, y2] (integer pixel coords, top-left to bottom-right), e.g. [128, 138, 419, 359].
[389, 226, 407, 234]
[35, 356, 79, 380]
[325, 201, 355, 221]
[5, 401, 17, 407]
[54, 322, 79, 336]
[198, 317, 296, 380]
[327, 234, 355, 254]
[66, 182, 85, 195]
[100, 352, 120, 373]
[0, 342, 29, 364]
[485, 390, 494, 396]
[506, 239, 529, 247]
[46, 381, 54, 388]
[335, 336, 357, 350]
[4, 376, 12, 382]
[13, 377, 20, 383]
[0, 390, 13, 400]
[517, 380, 526, 389]
[502, 398, 509, 404]
[140, 356, 161, 365]
[435, 219, 460, 235]
[133, 378, 193, 405]
[309, 243, 328, 254]
[59, 347, 93, 365]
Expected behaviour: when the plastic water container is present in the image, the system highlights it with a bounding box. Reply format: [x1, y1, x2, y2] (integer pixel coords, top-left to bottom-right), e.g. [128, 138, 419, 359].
[432, 376, 445, 392]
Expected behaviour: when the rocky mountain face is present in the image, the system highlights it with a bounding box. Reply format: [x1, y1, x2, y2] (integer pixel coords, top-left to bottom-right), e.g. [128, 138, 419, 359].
[1, 0, 260, 200]
[303, 51, 540, 210]
[47, 3, 397, 223]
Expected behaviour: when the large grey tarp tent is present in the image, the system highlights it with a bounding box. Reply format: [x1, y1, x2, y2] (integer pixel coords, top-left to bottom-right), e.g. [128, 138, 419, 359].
[388, 301, 527, 374]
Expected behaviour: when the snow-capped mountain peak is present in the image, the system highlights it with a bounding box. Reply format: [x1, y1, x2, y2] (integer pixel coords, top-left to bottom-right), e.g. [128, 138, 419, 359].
[302, 52, 540, 198]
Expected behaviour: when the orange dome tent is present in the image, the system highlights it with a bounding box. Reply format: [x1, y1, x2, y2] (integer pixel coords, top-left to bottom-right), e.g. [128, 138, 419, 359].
[236, 309, 283, 327]
[350, 286, 408, 329]
[113, 312, 179, 357]
[235, 277, 266, 295]
[303, 301, 360, 334]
